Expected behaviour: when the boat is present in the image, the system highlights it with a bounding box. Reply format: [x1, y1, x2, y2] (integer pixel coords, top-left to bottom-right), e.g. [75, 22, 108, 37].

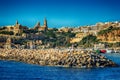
[100, 50, 106, 53]
[95, 49, 106, 54]
[106, 49, 112, 53]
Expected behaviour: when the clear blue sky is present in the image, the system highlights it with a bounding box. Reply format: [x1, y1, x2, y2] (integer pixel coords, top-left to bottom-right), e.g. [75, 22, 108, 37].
[0, 0, 120, 28]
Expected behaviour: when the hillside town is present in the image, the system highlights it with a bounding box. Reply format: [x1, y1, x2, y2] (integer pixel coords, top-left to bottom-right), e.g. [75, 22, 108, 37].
[0, 19, 120, 68]
[0, 18, 120, 50]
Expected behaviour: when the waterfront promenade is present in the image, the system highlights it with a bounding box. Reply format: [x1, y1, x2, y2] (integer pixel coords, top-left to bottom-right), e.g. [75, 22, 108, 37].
[0, 49, 118, 68]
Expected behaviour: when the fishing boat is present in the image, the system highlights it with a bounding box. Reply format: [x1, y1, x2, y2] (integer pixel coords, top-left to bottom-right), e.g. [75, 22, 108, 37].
[95, 49, 106, 54]
[100, 50, 106, 53]
[106, 49, 112, 53]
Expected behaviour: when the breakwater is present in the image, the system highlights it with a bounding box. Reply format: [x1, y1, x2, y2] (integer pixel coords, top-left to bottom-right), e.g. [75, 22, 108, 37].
[0, 49, 118, 68]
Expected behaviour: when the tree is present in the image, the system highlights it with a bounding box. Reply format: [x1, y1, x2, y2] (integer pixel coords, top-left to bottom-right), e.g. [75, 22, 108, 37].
[23, 29, 38, 34]
[0, 31, 14, 35]
[42, 30, 75, 48]
[79, 35, 99, 47]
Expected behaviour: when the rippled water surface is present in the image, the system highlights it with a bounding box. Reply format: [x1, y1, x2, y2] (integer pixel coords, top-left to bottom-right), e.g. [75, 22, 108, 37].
[0, 53, 120, 80]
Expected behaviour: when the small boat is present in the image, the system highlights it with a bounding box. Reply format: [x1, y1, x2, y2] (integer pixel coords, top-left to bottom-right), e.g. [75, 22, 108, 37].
[100, 50, 106, 53]
[95, 49, 106, 54]
[106, 49, 112, 53]
[114, 49, 120, 53]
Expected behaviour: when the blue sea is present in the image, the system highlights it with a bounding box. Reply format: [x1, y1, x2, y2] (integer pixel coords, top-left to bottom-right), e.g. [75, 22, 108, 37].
[0, 53, 120, 80]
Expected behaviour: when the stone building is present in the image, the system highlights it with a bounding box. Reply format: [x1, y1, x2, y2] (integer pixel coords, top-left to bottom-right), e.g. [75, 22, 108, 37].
[34, 18, 48, 31]
[27, 40, 42, 49]
[27, 41, 35, 49]
[80, 26, 91, 33]
[4, 37, 11, 49]
[94, 43, 105, 49]
[6, 21, 28, 35]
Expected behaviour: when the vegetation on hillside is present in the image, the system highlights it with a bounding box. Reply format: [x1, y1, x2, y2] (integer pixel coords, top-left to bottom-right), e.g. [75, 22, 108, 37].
[0, 27, 7, 30]
[0, 31, 14, 35]
[98, 26, 120, 35]
[13, 38, 27, 45]
[43, 29, 75, 48]
[78, 35, 99, 47]
[23, 29, 38, 34]
[1, 25, 120, 48]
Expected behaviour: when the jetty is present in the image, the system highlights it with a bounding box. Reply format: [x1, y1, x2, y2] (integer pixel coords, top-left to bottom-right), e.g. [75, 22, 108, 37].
[0, 49, 118, 68]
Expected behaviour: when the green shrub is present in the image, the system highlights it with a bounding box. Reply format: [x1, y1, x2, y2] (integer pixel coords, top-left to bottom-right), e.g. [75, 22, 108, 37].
[98, 26, 120, 35]
[79, 34, 99, 47]
[0, 31, 14, 35]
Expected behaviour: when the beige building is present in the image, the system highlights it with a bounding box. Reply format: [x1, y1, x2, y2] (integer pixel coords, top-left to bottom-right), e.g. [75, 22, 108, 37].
[58, 27, 73, 32]
[34, 18, 48, 31]
[27, 40, 42, 49]
[6, 21, 28, 35]
[4, 37, 11, 49]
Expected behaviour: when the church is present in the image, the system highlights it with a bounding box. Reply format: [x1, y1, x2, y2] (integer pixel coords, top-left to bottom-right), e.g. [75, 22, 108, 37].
[34, 18, 48, 31]
[6, 21, 28, 35]
[3, 18, 48, 35]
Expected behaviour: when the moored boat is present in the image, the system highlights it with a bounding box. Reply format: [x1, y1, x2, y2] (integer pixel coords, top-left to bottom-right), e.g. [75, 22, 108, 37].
[95, 49, 106, 54]
[106, 49, 112, 53]
[100, 50, 106, 53]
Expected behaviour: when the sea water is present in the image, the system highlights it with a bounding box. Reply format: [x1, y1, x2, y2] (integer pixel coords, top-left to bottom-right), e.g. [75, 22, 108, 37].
[0, 53, 120, 80]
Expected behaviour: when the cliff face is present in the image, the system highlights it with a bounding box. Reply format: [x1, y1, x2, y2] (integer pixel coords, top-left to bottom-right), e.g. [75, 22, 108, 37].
[97, 29, 120, 43]
[70, 32, 89, 43]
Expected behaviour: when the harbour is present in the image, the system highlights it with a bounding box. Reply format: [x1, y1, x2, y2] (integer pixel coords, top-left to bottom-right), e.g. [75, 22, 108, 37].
[0, 53, 120, 80]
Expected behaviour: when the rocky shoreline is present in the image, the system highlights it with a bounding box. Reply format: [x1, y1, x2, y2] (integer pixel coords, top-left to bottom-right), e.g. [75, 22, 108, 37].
[0, 49, 118, 68]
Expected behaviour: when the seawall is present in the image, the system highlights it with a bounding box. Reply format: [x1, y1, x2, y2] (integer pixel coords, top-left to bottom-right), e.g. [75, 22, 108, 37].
[0, 49, 118, 68]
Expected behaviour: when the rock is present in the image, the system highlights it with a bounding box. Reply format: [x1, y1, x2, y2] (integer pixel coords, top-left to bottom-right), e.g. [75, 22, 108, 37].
[0, 49, 118, 68]
[96, 62, 100, 67]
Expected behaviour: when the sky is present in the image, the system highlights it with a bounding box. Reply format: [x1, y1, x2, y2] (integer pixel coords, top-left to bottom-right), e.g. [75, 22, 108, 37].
[0, 0, 120, 28]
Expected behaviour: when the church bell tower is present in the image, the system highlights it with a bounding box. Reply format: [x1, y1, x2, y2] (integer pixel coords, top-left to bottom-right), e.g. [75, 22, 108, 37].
[44, 18, 48, 29]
